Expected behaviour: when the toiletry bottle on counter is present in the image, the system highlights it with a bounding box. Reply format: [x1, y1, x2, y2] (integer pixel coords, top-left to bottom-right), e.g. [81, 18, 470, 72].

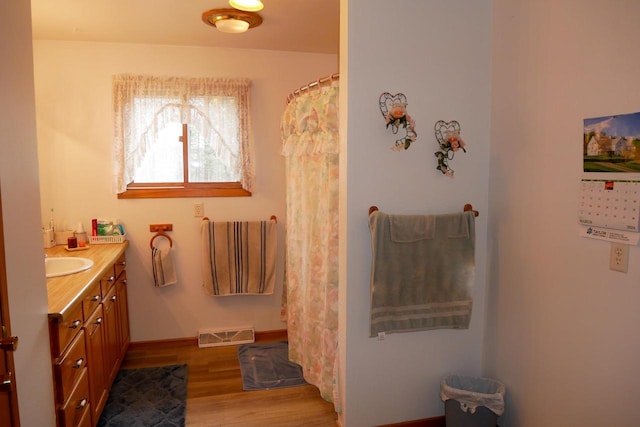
[74, 222, 88, 245]
[42, 228, 55, 248]
[112, 219, 125, 235]
[67, 236, 78, 249]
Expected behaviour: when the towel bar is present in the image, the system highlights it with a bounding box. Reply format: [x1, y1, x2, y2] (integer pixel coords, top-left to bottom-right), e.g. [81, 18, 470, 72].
[202, 215, 278, 223]
[368, 204, 479, 217]
[463, 204, 479, 217]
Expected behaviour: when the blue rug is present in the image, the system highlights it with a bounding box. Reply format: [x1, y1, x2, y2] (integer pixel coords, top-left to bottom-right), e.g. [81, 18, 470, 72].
[97, 364, 187, 427]
[237, 341, 307, 390]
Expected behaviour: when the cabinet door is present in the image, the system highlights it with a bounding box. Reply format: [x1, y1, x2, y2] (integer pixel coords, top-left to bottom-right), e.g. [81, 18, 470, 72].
[84, 305, 107, 426]
[102, 286, 120, 387]
[115, 271, 130, 359]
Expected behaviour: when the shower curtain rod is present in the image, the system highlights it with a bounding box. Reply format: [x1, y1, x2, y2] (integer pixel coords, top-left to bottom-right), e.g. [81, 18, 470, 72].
[286, 72, 339, 104]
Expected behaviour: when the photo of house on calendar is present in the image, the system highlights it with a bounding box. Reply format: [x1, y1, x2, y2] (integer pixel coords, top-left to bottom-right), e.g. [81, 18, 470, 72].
[584, 111, 640, 172]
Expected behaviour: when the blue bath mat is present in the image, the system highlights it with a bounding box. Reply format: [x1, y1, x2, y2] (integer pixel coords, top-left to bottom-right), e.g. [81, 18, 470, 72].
[237, 341, 307, 390]
[97, 364, 187, 427]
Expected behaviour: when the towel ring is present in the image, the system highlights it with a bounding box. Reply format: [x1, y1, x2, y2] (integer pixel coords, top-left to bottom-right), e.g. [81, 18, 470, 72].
[150, 232, 173, 249]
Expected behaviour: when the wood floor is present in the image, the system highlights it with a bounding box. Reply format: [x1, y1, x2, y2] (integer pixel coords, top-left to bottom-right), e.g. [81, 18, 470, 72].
[121, 332, 338, 427]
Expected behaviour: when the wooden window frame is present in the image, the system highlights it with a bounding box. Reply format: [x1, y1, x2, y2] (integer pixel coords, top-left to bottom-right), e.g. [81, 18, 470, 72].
[117, 124, 252, 199]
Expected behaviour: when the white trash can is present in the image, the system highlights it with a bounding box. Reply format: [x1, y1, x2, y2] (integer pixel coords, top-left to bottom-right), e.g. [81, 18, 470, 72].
[440, 374, 505, 427]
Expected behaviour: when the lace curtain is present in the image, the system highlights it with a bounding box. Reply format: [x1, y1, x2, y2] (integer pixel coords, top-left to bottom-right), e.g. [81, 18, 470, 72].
[280, 82, 340, 409]
[112, 75, 254, 193]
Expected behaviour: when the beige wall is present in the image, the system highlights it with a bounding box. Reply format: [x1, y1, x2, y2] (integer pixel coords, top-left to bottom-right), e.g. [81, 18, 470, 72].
[487, 0, 640, 425]
[1, 2, 56, 426]
[33, 41, 337, 341]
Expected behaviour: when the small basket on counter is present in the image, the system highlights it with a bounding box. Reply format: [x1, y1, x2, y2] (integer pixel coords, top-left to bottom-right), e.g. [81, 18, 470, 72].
[90, 234, 127, 244]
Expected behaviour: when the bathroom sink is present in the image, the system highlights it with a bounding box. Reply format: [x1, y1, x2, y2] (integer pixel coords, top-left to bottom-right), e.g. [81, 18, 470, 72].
[45, 257, 94, 278]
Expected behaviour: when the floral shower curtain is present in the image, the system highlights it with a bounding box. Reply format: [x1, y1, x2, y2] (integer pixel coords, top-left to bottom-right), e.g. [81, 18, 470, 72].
[280, 82, 339, 408]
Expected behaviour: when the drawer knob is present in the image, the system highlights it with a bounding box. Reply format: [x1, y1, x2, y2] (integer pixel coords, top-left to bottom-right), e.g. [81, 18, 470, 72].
[69, 320, 81, 329]
[95, 317, 103, 325]
[107, 275, 115, 282]
[76, 398, 88, 410]
[111, 295, 117, 302]
[91, 295, 100, 302]
[73, 358, 84, 369]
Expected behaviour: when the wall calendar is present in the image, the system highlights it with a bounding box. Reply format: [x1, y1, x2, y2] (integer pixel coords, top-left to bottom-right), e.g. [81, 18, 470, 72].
[578, 179, 640, 232]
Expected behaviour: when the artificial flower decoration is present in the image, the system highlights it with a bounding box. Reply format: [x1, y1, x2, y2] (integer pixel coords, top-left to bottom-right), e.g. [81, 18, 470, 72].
[379, 92, 417, 150]
[434, 120, 466, 177]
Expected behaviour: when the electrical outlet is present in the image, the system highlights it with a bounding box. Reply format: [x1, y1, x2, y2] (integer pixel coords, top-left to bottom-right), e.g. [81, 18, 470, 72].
[609, 242, 629, 273]
[194, 202, 204, 218]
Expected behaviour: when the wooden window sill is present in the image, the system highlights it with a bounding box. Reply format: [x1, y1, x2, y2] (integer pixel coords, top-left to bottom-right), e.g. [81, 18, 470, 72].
[117, 185, 251, 199]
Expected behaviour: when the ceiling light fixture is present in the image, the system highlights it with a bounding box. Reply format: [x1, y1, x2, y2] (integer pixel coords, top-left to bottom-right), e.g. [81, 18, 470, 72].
[229, 0, 264, 12]
[202, 8, 263, 34]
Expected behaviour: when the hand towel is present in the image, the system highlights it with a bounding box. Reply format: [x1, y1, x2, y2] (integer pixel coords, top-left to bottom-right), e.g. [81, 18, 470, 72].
[201, 219, 277, 296]
[368, 210, 475, 337]
[152, 246, 178, 287]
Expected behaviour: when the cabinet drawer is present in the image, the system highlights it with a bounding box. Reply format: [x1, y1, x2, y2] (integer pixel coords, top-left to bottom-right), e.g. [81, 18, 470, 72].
[99, 269, 117, 298]
[51, 303, 84, 358]
[81, 281, 101, 320]
[76, 401, 92, 427]
[58, 367, 90, 427]
[54, 329, 87, 404]
[115, 254, 126, 279]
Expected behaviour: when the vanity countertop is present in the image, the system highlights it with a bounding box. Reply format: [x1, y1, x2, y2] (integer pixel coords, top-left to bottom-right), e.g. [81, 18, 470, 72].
[46, 241, 129, 320]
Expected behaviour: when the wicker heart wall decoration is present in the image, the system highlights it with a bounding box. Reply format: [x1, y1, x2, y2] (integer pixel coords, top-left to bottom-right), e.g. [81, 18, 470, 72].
[379, 92, 417, 150]
[434, 120, 466, 177]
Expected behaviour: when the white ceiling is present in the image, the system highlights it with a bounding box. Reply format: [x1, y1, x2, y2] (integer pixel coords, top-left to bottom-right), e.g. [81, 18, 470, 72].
[30, 0, 340, 54]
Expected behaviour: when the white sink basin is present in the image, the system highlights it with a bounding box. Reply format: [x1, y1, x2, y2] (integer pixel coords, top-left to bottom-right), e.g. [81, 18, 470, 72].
[45, 257, 94, 278]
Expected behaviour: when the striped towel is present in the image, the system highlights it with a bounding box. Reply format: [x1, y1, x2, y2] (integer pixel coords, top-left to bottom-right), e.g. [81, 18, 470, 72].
[201, 219, 277, 296]
[152, 246, 177, 287]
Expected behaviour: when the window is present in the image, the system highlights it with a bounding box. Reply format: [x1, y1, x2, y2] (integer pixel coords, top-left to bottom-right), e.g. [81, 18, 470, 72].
[113, 75, 254, 198]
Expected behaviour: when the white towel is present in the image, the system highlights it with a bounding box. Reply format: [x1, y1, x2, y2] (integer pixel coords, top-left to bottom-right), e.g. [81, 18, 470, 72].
[152, 246, 177, 287]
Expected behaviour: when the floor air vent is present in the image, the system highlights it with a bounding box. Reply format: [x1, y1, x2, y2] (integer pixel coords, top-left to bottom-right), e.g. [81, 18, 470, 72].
[197, 326, 255, 348]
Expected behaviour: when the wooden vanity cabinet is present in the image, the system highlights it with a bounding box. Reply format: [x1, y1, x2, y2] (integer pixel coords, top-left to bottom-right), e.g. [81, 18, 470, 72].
[49, 250, 130, 427]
